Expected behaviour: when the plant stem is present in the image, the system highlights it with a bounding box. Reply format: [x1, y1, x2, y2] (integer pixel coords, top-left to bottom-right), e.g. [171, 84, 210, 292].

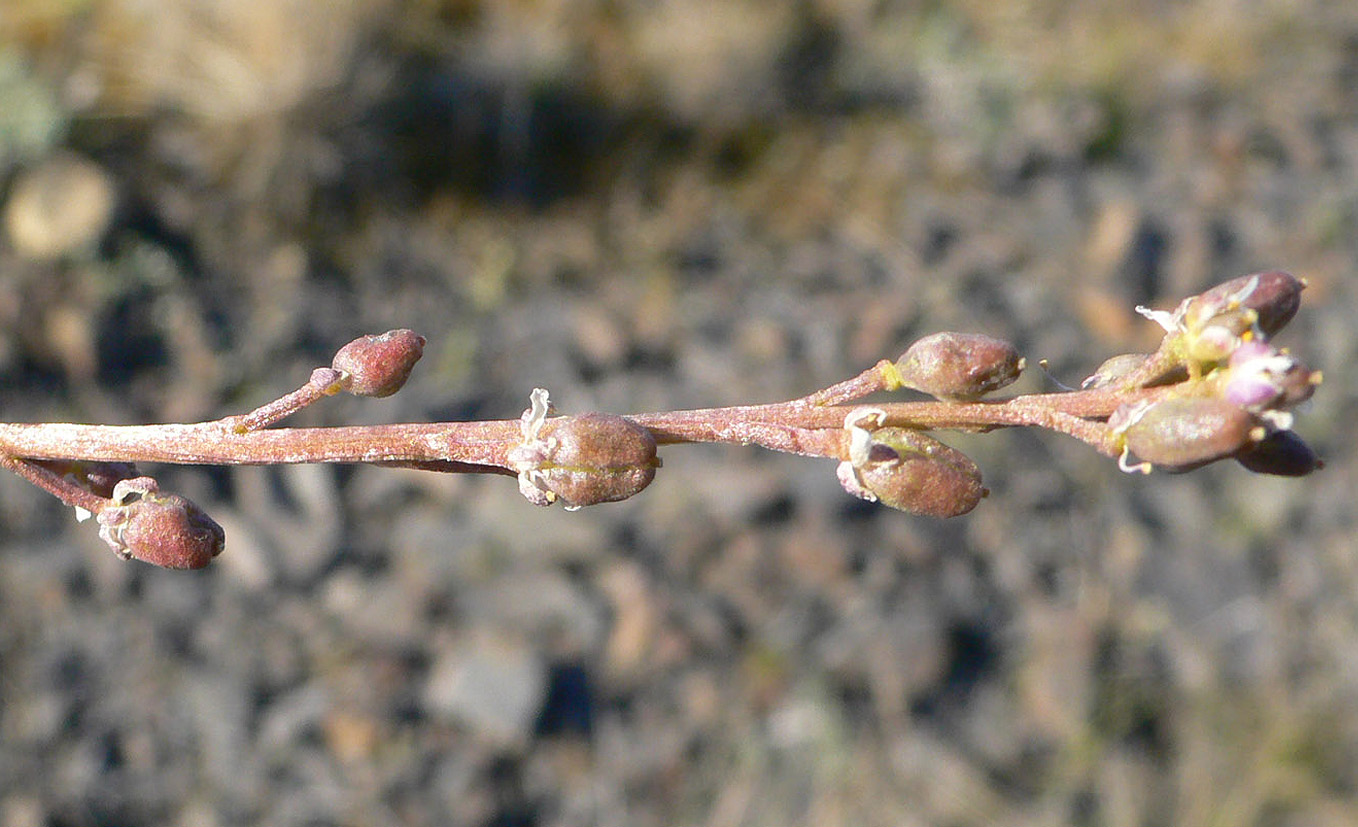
[0, 382, 1167, 469]
[0, 455, 109, 514]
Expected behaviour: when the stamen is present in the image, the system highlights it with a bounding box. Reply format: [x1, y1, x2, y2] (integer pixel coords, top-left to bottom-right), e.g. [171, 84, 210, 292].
[1117, 446, 1152, 475]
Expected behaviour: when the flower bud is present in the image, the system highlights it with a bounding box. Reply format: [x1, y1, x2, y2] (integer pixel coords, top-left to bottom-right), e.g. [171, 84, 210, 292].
[331, 329, 426, 398]
[1222, 342, 1320, 412]
[96, 478, 225, 569]
[1120, 398, 1258, 471]
[1183, 271, 1304, 337]
[837, 426, 985, 518]
[1234, 429, 1323, 477]
[1082, 353, 1152, 389]
[510, 413, 659, 508]
[895, 332, 1024, 400]
[1185, 323, 1242, 364]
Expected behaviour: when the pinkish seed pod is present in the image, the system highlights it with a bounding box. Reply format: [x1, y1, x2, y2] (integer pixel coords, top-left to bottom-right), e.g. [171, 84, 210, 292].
[895, 332, 1024, 400]
[838, 427, 985, 518]
[331, 329, 426, 398]
[513, 413, 659, 508]
[1234, 429, 1323, 477]
[96, 478, 225, 569]
[1122, 398, 1258, 471]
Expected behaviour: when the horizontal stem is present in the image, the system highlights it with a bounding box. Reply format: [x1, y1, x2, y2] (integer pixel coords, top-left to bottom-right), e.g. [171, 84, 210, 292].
[631, 385, 1164, 454]
[0, 421, 523, 467]
[0, 385, 1169, 468]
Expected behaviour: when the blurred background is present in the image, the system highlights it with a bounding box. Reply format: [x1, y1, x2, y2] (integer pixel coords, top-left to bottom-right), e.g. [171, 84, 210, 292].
[1, 1, 1356, 825]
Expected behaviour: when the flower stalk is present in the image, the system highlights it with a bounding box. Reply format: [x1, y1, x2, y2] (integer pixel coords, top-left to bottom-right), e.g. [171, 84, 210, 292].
[0, 272, 1322, 568]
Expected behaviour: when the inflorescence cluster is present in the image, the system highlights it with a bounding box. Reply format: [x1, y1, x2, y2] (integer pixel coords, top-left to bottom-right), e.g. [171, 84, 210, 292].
[0, 272, 1322, 569]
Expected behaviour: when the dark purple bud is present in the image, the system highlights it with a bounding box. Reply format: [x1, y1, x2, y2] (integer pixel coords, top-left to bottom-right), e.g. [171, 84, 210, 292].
[332, 329, 426, 398]
[894, 332, 1024, 400]
[1235, 429, 1323, 477]
[838, 426, 985, 518]
[96, 478, 225, 569]
[1122, 398, 1259, 471]
[511, 413, 659, 508]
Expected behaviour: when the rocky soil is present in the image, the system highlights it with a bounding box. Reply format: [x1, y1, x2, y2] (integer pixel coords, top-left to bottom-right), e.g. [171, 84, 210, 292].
[2, 2, 1357, 825]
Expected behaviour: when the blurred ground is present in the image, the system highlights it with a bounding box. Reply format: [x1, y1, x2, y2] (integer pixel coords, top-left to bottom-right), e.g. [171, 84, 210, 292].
[1, 1, 1357, 825]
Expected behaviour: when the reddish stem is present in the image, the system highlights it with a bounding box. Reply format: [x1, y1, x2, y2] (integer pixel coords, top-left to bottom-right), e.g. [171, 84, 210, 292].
[0, 383, 1167, 469]
[0, 455, 110, 515]
[218, 368, 346, 433]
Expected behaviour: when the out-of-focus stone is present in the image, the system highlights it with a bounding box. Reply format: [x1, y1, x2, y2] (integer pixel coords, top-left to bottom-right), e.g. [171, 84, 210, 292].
[3, 153, 116, 261]
[423, 634, 548, 747]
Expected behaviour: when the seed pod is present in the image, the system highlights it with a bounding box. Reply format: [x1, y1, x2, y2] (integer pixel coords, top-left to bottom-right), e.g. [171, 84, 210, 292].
[895, 332, 1024, 400]
[96, 478, 225, 569]
[1121, 398, 1258, 471]
[512, 413, 659, 508]
[332, 329, 426, 398]
[837, 427, 985, 518]
[1235, 429, 1322, 477]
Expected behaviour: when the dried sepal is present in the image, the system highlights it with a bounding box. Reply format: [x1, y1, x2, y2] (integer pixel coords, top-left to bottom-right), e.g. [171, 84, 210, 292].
[331, 329, 426, 398]
[96, 477, 225, 569]
[1115, 398, 1259, 473]
[893, 332, 1025, 400]
[508, 390, 659, 508]
[837, 410, 985, 517]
